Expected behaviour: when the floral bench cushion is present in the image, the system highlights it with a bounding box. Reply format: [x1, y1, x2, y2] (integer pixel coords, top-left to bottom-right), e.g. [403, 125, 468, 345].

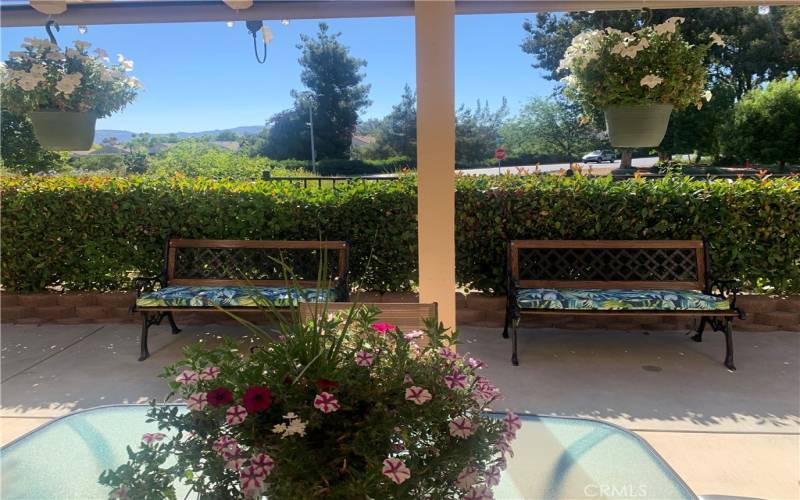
[136, 286, 336, 308]
[516, 288, 729, 311]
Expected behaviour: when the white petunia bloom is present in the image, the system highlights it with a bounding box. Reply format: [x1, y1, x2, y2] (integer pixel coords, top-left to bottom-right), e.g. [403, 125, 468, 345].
[95, 48, 110, 61]
[654, 16, 685, 36]
[74, 40, 92, 50]
[702, 90, 713, 101]
[56, 73, 82, 95]
[640, 74, 664, 88]
[45, 51, 64, 61]
[710, 32, 725, 47]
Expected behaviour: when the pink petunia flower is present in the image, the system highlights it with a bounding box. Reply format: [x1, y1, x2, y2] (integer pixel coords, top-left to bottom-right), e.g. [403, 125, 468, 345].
[382, 457, 411, 484]
[239, 465, 264, 496]
[225, 457, 246, 471]
[187, 392, 208, 411]
[485, 465, 502, 487]
[463, 484, 494, 500]
[444, 371, 468, 390]
[175, 370, 198, 385]
[250, 452, 275, 476]
[449, 416, 476, 438]
[404, 386, 432, 405]
[354, 350, 374, 367]
[212, 435, 237, 453]
[438, 347, 459, 362]
[141, 432, 166, 445]
[404, 330, 424, 341]
[371, 322, 396, 334]
[456, 467, 478, 490]
[225, 405, 248, 425]
[467, 357, 486, 370]
[472, 378, 502, 403]
[222, 443, 242, 461]
[403, 373, 414, 385]
[109, 486, 129, 499]
[198, 366, 221, 381]
[502, 410, 522, 433]
[313, 392, 340, 413]
[496, 436, 514, 457]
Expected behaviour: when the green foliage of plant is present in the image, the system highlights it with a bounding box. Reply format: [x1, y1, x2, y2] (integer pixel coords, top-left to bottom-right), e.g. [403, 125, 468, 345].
[559, 19, 712, 114]
[455, 100, 509, 165]
[455, 174, 800, 295]
[147, 141, 269, 180]
[2, 175, 798, 295]
[1, 39, 139, 117]
[722, 78, 800, 167]
[99, 306, 507, 499]
[0, 175, 419, 293]
[0, 110, 70, 174]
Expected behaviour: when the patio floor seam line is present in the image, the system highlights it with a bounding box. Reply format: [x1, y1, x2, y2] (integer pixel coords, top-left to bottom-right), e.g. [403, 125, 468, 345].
[0, 325, 106, 383]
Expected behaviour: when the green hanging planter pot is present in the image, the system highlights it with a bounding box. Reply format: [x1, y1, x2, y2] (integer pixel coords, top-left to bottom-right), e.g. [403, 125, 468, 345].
[603, 104, 673, 148]
[29, 111, 98, 151]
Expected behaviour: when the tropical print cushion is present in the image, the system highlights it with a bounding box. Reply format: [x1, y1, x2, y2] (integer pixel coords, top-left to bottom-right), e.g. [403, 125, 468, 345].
[516, 288, 729, 311]
[136, 286, 336, 308]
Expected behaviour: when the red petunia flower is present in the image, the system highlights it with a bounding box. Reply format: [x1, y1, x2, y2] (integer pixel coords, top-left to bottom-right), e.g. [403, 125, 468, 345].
[314, 378, 339, 391]
[371, 322, 397, 334]
[243, 386, 273, 413]
[207, 387, 234, 407]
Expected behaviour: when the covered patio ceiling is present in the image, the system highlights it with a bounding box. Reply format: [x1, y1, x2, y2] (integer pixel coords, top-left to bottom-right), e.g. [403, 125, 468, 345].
[0, 0, 793, 27]
[0, 0, 788, 330]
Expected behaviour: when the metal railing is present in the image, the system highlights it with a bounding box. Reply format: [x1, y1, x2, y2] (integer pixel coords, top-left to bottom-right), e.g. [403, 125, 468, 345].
[261, 173, 397, 189]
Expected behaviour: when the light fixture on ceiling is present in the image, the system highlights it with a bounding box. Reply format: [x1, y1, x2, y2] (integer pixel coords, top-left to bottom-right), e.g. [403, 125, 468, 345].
[246, 20, 273, 64]
[226, 21, 235, 28]
[223, 0, 253, 10]
[30, 0, 66, 15]
[78, 25, 88, 34]
[281, 19, 290, 26]
[758, 5, 770, 15]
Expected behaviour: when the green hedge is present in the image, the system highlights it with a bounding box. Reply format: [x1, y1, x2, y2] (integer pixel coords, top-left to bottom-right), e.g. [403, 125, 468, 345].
[2, 174, 798, 295]
[265, 157, 415, 177]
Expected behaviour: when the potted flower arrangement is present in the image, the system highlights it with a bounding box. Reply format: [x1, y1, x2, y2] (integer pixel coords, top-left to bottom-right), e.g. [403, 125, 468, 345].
[100, 305, 517, 499]
[559, 17, 723, 147]
[1, 38, 140, 150]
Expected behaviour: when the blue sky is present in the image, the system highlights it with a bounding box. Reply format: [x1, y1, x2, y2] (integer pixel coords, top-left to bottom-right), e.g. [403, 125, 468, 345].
[1, 14, 556, 134]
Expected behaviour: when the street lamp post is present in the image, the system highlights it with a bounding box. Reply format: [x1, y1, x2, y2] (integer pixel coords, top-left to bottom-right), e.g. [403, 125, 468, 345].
[308, 102, 316, 175]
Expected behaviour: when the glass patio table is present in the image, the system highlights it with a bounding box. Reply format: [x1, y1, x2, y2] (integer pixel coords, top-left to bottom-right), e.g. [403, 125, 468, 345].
[1, 405, 695, 499]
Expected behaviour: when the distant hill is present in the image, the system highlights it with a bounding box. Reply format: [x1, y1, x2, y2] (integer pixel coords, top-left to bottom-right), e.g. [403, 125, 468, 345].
[94, 125, 264, 144]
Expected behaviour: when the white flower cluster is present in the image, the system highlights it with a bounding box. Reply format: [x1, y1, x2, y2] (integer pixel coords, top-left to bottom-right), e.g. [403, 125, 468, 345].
[2, 38, 142, 98]
[557, 29, 604, 73]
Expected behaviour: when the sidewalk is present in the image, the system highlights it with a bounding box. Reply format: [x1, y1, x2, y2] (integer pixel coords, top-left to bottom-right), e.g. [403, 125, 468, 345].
[2, 323, 798, 498]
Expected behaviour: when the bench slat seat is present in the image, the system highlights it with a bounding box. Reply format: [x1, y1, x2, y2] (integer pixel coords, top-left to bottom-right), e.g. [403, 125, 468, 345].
[516, 288, 730, 312]
[136, 285, 336, 309]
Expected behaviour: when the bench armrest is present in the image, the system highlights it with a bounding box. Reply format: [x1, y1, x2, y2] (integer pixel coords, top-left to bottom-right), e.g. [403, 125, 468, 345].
[711, 279, 746, 319]
[132, 276, 164, 297]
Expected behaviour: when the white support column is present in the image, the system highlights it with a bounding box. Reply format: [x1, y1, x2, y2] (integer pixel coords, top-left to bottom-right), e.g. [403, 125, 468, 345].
[415, 0, 456, 330]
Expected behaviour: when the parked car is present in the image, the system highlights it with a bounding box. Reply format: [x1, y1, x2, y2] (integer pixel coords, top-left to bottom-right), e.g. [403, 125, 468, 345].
[582, 150, 616, 163]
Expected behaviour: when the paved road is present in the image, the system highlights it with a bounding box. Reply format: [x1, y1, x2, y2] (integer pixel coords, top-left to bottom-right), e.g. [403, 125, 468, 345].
[458, 156, 660, 176]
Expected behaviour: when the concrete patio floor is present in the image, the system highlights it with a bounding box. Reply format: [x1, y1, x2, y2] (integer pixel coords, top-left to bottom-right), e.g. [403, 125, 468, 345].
[1, 322, 798, 499]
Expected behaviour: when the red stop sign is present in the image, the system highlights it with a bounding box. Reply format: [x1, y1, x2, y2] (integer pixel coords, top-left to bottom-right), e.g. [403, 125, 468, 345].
[495, 148, 506, 161]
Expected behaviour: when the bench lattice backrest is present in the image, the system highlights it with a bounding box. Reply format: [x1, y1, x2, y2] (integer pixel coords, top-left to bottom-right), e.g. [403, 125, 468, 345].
[166, 239, 348, 288]
[509, 240, 707, 291]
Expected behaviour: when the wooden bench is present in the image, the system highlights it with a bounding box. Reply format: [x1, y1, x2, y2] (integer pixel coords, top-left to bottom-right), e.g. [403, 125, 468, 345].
[503, 240, 745, 370]
[131, 239, 349, 361]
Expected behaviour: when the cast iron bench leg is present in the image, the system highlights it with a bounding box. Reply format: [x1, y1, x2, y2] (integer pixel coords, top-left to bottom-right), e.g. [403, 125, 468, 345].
[691, 316, 707, 342]
[511, 316, 520, 366]
[139, 312, 151, 361]
[167, 312, 181, 335]
[723, 317, 736, 371]
[502, 300, 511, 339]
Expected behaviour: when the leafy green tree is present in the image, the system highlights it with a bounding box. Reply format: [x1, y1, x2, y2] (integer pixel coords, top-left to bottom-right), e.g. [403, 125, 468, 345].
[722, 78, 800, 166]
[455, 98, 509, 165]
[521, 7, 800, 159]
[0, 110, 69, 174]
[356, 117, 384, 136]
[259, 23, 371, 160]
[502, 95, 604, 162]
[659, 82, 737, 161]
[374, 84, 417, 160]
[148, 140, 268, 179]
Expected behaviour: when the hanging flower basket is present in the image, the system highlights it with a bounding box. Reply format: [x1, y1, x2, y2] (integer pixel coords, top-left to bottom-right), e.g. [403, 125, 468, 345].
[558, 17, 724, 149]
[603, 104, 673, 148]
[1, 38, 140, 151]
[29, 110, 97, 151]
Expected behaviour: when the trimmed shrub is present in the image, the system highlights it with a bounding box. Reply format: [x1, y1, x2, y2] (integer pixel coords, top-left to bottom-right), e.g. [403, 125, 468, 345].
[1, 174, 798, 295]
